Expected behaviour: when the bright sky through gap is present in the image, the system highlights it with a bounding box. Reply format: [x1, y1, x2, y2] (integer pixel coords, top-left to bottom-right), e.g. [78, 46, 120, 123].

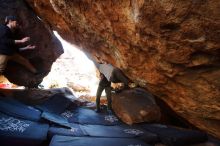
[41, 31, 99, 97]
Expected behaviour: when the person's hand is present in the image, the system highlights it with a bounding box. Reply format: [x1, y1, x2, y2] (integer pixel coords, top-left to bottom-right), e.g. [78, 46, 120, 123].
[25, 45, 36, 50]
[21, 37, 30, 43]
[19, 45, 36, 51]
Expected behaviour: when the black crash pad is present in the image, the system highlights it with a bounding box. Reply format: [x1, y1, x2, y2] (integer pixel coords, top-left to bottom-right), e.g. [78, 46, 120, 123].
[68, 108, 121, 125]
[49, 135, 152, 146]
[0, 112, 49, 146]
[0, 97, 41, 122]
[141, 124, 207, 146]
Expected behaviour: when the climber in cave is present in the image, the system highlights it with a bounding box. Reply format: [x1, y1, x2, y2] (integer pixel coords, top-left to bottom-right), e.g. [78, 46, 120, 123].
[95, 62, 130, 113]
[0, 15, 38, 75]
[95, 72, 111, 113]
[97, 63, 130, 89]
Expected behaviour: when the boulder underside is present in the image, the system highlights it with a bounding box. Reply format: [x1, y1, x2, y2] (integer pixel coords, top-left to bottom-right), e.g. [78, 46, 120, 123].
[2, 0, 218, 138]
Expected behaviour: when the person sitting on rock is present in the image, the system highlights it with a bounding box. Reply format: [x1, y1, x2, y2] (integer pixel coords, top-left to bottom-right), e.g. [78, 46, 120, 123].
[0, 15, 38, 75]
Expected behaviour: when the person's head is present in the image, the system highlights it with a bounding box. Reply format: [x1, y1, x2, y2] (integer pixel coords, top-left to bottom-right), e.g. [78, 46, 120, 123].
[5, 16, 19, 31]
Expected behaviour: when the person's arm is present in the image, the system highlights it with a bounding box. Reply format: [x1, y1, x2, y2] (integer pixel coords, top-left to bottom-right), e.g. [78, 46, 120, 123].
[2, 37, 30, 46]
[0, 26, 30, 46]
[14, 37, 30, 44]
[19, 44, 36, 51]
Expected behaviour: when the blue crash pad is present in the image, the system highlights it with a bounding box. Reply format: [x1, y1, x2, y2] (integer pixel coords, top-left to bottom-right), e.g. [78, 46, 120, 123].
[0, 112, 49, 146]
[0, 97, 41, 122]
[49, 135, 152, 146]
[81, 124, 158, 143]
[35, 94, 74, 114]
[41, 111, 77, 128]
[68, 108, 122, 125]
[48, 124, 86, 138]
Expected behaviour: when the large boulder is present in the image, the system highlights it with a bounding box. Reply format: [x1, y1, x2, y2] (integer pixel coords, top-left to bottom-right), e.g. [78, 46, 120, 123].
[112, 88, 161, 125]
[0, 0, 63, 87]
[23, 0, 220, 138]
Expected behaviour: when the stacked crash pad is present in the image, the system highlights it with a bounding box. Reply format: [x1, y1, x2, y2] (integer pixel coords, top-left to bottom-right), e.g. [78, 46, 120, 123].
[0, 97, 49, 146]
[0, 93, 214, 146]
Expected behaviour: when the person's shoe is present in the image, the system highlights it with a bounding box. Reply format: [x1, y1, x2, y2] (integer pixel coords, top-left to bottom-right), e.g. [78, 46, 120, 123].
[95, 109, 101, 113]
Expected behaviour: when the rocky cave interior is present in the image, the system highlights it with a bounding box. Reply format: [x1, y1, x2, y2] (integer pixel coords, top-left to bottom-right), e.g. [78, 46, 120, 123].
[0, 0, 220, 145]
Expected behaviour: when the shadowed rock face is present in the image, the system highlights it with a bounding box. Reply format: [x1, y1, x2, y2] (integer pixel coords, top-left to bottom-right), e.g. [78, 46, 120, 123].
[0, 0, 63, 87]
[25, 0, 220, 138]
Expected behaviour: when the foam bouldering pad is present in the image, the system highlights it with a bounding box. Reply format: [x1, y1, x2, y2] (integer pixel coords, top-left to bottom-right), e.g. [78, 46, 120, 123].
[141, 124, 207, 146]
[48, 124, 86, 138]
[68, 108, 121, 125]
[49, 135, 152, 146]
[81, 124, 158, 143]
[41, 111, 76, 128]
[35, 94, 74, 114]
[0, 97, 41, 122]
[0, 112, 49, 146]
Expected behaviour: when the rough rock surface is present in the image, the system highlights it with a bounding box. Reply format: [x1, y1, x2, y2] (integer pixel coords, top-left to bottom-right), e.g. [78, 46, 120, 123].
[0, 87, 75, 105]
[112, 88, 161, 125]
[0, 0, 63, 87]
[25, 0, 220, 138]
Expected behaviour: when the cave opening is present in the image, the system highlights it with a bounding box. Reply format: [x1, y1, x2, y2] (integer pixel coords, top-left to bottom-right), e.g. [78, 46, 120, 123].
[40, 31, 99, 99]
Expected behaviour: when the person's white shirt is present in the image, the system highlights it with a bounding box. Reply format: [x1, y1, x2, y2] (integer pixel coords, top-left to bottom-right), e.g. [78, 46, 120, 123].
[98, 63, 114, 81]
